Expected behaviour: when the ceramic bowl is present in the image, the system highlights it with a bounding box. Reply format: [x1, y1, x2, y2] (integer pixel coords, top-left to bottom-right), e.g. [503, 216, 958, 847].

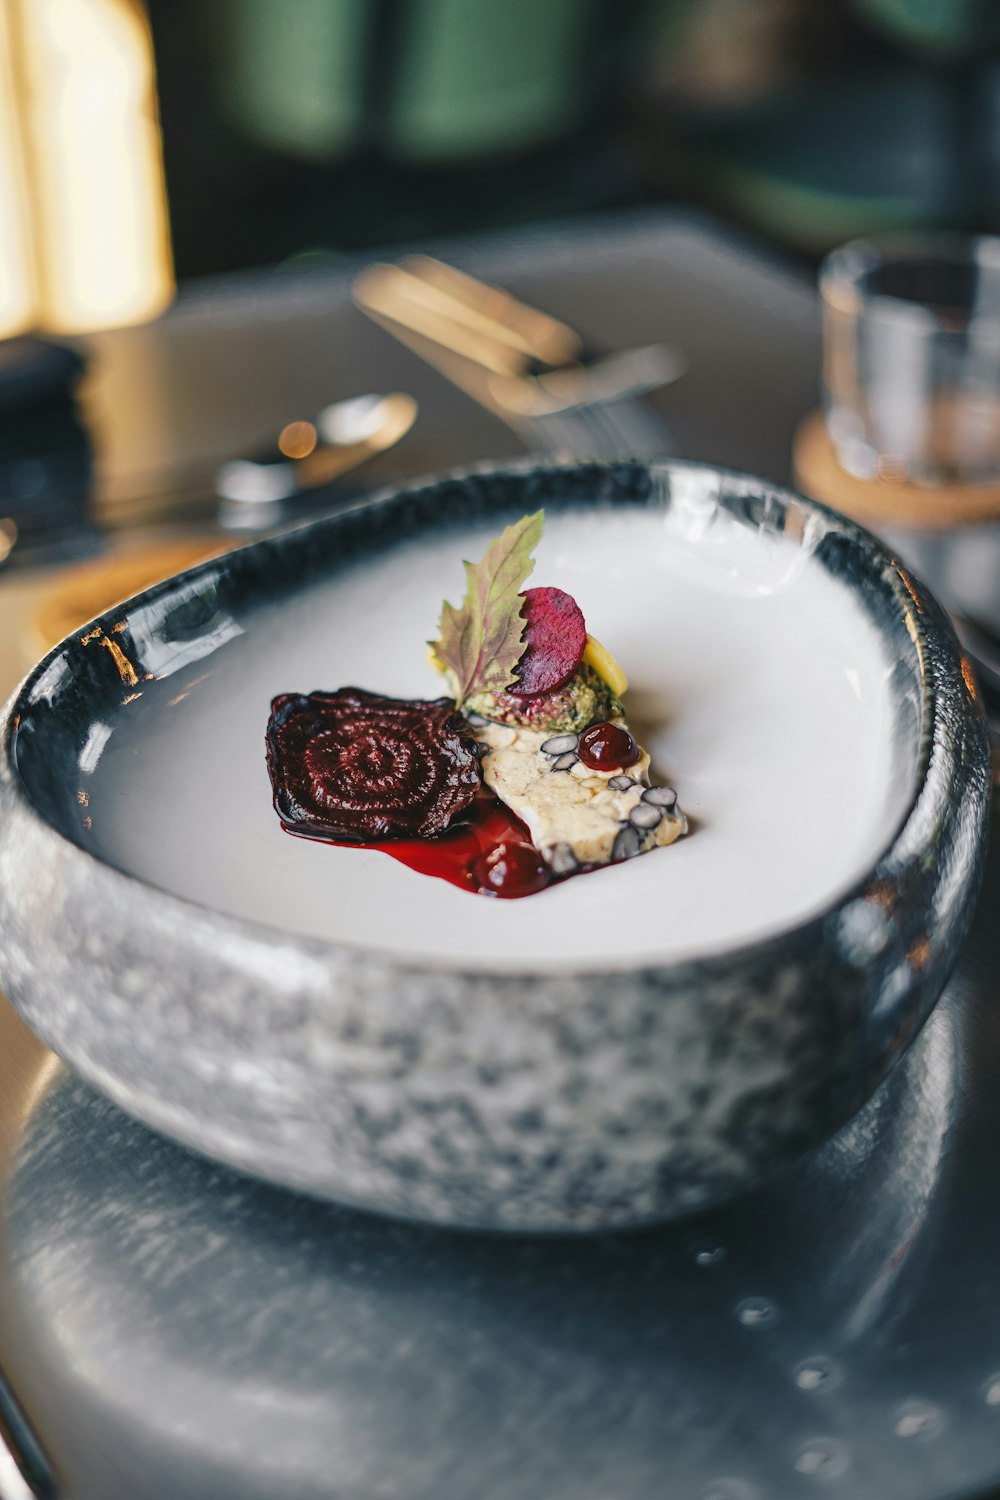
[0, 459, 990, 1231]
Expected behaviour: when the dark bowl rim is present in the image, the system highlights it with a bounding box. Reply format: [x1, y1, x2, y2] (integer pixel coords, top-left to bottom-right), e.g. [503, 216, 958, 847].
[1, 455, 989, 983]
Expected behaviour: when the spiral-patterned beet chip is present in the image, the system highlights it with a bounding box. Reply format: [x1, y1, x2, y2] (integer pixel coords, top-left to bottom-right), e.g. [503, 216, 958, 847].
[266, 688, 482, 842]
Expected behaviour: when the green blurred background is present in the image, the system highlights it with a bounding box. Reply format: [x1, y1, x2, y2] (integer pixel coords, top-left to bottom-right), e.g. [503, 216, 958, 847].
[144, 0, 1000, 276]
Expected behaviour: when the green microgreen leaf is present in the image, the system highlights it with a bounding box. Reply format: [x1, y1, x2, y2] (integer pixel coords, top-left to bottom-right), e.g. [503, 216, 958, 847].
[432, 510, 543, 705]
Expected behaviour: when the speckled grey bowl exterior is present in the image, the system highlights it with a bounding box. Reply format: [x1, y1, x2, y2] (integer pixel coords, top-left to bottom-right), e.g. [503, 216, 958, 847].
[0, 459, 991, 1231]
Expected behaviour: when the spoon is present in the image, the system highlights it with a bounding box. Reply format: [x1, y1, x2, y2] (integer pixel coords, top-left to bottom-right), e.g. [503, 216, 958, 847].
[214, 391, 418, 532]
[0, 392, 419, 572]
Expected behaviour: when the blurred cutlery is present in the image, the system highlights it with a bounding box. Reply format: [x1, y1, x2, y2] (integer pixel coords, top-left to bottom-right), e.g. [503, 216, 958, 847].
[215, 391, 418, 531]
[0, 391, 418, 572]
[352, 256, 684, 459]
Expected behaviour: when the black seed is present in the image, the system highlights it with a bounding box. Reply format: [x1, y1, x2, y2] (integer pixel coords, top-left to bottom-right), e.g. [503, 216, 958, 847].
[541, 733, 580, 756]
[629, 802, 662, 830]
[550, 751, 578, 772]
[642, 785, 677, 809]
[609, 774, 634, 791]
[548, 842, 578, 874]
[612, 825, 642, 861]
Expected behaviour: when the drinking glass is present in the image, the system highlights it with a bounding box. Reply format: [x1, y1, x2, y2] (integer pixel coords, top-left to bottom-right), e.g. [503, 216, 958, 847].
[820, 234, 1000, 485]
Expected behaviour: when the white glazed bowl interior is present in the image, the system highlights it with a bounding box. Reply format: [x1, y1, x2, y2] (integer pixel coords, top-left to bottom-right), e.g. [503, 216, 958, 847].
[80, 480, 909, 970]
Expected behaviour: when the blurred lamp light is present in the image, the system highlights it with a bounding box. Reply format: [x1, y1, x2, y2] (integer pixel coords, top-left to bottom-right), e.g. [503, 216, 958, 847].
[0, 0, 173, 338]
[0, 1, 35, 335]
[278, 421, 318, 460]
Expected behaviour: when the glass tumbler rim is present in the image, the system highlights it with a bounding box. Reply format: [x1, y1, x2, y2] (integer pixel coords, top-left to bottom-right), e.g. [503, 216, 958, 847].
[820, 231, 1000, 335]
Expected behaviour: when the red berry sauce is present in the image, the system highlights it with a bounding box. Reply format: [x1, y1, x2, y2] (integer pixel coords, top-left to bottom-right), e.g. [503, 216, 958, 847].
[470, 834, 551, 899]
[268, 691, 606, 900]
[285, 789, 557, 899]
[577, 721, 640, 772]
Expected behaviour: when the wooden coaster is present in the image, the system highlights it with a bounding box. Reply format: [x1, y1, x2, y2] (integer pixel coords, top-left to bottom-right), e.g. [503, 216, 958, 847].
[793, 410, 1000, 531]
[29, 536, 232, 657]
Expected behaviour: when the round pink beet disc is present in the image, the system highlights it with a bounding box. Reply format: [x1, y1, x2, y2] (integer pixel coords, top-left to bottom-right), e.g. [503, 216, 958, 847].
[509, 587, 587, 697]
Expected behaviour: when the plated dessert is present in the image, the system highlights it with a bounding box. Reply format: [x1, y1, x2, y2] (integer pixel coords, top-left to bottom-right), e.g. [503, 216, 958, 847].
[0, 457, 989, 1231]
[265, 512, 687, 897]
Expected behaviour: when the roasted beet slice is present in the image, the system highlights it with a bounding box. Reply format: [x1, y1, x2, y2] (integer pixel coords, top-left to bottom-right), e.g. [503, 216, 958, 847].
[266, 688, 481, 841]
[509, 586, 586, 697]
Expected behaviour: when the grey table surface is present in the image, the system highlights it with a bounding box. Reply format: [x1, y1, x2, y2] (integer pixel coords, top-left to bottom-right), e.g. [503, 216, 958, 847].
[1, 208, 999, 1500]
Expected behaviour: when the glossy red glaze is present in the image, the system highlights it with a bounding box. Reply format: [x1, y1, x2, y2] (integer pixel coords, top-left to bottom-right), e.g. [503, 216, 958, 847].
[577, 721, 640, 772]
[284, 790, 560, 899]
[470, 839, 551, 899]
